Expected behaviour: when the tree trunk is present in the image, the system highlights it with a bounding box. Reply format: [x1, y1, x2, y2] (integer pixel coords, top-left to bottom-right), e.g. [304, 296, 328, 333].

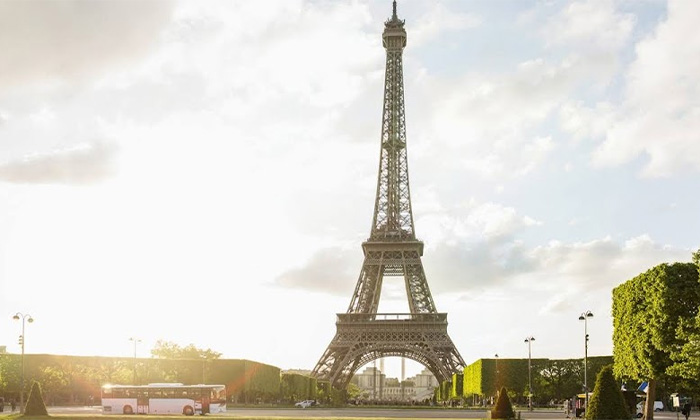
[643, 379, 656, 420]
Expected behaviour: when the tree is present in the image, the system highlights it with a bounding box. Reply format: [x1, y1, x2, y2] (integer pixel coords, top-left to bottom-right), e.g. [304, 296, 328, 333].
[491, 386, 515, 419]
[612, 261, 700, 420]
[667, 250, 700, 392]
[40, 365, 69, 405]
[0, 355, 21, 396]
[585, 365, 629, 420]
[150, 340, 221, 359]
[537, 359, 582, 402]
[24, 380, 48, 415]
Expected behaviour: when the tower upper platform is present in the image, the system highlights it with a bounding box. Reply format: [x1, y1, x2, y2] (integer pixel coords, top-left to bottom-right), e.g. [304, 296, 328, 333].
[383, 1, 406, 50]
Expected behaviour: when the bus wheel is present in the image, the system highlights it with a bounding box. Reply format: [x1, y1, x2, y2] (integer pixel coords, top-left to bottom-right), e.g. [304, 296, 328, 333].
[123, 405, 134, 415]
[183, 406, 194, 416]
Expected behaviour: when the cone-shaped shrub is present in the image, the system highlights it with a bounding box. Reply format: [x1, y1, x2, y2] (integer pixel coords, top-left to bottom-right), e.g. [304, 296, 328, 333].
[24, 380, 48, 416]
[585, 365, 630, 420]
[491, 386, 515, 419]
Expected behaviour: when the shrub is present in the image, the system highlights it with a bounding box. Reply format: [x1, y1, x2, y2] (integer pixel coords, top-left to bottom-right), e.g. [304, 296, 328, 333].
[25, 380, 49, 416]
[491, 386, 515, 419]
[585, 365, 630, 420]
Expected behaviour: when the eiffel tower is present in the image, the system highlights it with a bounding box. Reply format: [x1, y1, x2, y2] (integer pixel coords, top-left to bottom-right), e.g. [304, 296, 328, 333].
[311, 1, 465, 390]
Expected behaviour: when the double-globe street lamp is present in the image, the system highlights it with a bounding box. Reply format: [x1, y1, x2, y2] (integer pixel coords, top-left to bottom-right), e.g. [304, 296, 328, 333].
[129, 337, 141, 384]
[579, 310, 594, 411]
[12, 312, 34, 414]
[524, 336, 535, 411]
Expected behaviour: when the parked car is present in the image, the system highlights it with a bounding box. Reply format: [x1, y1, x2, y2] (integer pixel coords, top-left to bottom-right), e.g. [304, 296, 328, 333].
[637, 401, 664, 417]
[295, 400, 315, 408]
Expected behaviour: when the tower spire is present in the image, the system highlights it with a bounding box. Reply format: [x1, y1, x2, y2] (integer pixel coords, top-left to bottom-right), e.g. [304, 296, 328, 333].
[386, 0, 405, 28]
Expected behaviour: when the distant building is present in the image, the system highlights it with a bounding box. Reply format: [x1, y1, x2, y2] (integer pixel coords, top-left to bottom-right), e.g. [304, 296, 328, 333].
[352, 366, 385, 399]
[352, 366, 436, 402]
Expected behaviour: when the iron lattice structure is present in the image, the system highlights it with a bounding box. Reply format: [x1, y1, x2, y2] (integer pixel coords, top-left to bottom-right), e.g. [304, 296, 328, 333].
[312, 1, 465, 390]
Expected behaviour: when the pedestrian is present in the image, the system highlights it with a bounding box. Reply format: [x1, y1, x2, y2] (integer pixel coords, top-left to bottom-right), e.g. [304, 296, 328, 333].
[11, 399, 16, 412]
[682, 402, 691, 420]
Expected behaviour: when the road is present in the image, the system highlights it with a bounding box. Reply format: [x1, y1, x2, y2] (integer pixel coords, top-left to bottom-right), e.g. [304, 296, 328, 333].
[45, 406, 688, 419]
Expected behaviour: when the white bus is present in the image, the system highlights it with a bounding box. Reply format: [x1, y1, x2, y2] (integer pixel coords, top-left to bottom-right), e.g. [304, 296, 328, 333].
[101, 383, 226, 415]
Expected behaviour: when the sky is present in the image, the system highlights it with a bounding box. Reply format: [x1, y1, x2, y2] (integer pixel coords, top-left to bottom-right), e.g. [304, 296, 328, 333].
[1, 0, 699, 382]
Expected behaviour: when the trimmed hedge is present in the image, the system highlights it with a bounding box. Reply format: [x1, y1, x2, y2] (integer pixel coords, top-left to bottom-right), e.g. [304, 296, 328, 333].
[491, 386, 515, 419]
[585, 365, 630, 420]
[25, 380, 48, 415]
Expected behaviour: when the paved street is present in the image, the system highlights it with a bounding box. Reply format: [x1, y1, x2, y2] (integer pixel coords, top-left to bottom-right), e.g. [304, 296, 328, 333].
[41, 405, 691, 419]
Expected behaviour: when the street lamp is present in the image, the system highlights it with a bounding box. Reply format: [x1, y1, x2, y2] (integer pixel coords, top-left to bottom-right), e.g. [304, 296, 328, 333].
[579, 310, 594, 412]
[494, 354, 499, 393]
[13, 312, 34, 414]
[129, 337, 141, 384]
[524, 336, 535, 411]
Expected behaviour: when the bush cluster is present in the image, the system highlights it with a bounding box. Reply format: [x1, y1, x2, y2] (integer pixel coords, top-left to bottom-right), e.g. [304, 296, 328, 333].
[491, 386, 515, 419]
[25, 380, 48, 416]
[585, 365, 630, 420]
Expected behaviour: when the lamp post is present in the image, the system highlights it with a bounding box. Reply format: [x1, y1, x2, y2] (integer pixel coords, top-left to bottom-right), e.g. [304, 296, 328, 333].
[129, 337, 141, 384]
[524, 336, 535, 411]
[579, 310, 594, 412]
[13, 312, 33, 414]
[494, 354, 499, 394]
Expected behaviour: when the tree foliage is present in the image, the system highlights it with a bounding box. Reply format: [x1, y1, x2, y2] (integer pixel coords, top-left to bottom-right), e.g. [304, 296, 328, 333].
[451, 373, 463, 399]
[150, 340, 222, 360]
[0, 353, 283, 406]
[463, 356, 612, 405]
[464, 358, 529, 400]
[280, 372, 316, 403]
[667, 252, 700, 393]
[613, 261, 700, 419]
[612, 262, 700, 381]
[585, 365, 629, 420]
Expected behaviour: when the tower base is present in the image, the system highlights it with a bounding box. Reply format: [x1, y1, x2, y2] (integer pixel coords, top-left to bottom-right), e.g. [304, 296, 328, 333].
[312, 313, 465, 389]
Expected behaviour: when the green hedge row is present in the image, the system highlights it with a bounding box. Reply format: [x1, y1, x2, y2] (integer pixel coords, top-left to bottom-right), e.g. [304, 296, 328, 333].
[0, 354, 281, 405]
[435, 356, 615, 405]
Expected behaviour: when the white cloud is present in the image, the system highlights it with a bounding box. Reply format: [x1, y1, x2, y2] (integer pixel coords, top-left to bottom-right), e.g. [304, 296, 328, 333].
[275, 246, 359, 296]
[592, 0, 700, 176]
[0, 141, 118, 184]
[410, 3, 481, 47]
[543, 0, 635, 51]
[0, 0, 174, 92]
[559, 101, 616, 142]
[410, 58, 580, 179]
[517, 234, 691, 307]
[278, 199, 542, 294]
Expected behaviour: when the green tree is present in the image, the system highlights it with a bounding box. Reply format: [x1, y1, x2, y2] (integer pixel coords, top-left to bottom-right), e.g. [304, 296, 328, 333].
[667, 250, 700, 392]
[0, 355, 21, 396]
[150, 340, 221, 359]
[585, 365, 629, 420]
[40, 365, 69, 405]
[612, 262, 700, 420]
